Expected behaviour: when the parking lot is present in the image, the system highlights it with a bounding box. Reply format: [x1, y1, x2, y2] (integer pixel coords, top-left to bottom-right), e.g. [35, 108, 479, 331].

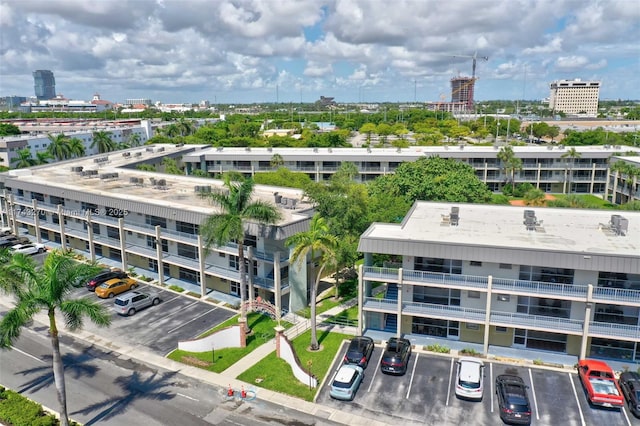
[67, 282, 236, 355]
[317, 342, 636, 426]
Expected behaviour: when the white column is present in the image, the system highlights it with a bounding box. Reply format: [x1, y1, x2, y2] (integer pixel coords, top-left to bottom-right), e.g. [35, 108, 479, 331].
[247, 246, 255, 302]
[118, 218, 127, 271]
[483, 276, 493, 355]
[197, 235, 206, 297]
[357, 264, 364, 335]
[396, 279, 403, 338]
[86, 211, 96, 262]
[57, 205, 66, 250]
[155, 225, 164, 285]
[580, 284, 593, 360]
[33, 199, 41, 243]
[274, 252, 281, 323]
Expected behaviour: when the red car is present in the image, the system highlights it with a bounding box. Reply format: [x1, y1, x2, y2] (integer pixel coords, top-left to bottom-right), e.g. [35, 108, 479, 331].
[577, 359, 624, 408]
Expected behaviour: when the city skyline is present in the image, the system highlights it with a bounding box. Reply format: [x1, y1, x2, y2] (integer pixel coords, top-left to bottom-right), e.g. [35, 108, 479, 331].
[0, 0, 639, 104]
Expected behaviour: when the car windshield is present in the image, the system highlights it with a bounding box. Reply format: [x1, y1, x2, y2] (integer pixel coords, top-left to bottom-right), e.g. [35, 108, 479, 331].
[509, 403, 530, 413]
[98, 283, 110, 288]
[460, 379, 481, 389]
[114, 299, 128, 306]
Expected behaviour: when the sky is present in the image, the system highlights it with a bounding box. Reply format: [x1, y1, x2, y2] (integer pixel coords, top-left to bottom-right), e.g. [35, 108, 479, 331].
[0, 0, 639, 105]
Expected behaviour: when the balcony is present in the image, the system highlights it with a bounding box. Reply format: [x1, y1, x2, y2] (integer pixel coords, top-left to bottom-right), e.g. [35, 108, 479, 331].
[363, 297, 397, 313]
[492, 278, 587, 300]
[362, 266, 401, 282]
[592, 286, 640, 307]
[490, 311, 584, 334]
[403, 270, 489, 290]
[589, 321, 640, 340]
[253, 276, 290, 292]
[403, 301, 486, 323]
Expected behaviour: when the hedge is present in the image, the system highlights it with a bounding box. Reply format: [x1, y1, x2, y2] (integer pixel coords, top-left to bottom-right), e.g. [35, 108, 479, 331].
[0, 386, 81, 426]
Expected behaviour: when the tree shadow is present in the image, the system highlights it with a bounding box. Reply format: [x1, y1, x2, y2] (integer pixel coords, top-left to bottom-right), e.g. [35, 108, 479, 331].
[70, 370, 177, 425]
[15, 346, 101, 394]
[247, 313, 269, 330]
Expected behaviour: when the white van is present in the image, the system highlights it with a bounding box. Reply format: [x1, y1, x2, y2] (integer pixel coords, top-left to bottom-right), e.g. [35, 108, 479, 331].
[455, 357, 485, 400]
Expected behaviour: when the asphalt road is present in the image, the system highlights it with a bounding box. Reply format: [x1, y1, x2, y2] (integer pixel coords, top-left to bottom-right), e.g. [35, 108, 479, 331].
[67, 283, 236, 356]
[0, 322, 341, 426]
[316, 342, 636, 426]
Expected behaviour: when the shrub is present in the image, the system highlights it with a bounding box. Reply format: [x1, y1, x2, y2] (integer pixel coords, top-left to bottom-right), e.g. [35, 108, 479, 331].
[0, 386, 81, 426]
[460, 348, 480, 357]
[533, 358, 544, 365]
[426, 343, 450, 354]
[169, 285, 185, 292]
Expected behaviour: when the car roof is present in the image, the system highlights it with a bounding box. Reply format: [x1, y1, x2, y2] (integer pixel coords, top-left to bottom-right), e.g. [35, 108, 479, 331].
[104, 277, 126, 284]
[334, 365, 360, 383]
[497, 374, 525, 385]
[580, 359, 614, 371]
[458, 358, 484, 381]
[620, 371, 640, 381]
[115, 291, 142, 301]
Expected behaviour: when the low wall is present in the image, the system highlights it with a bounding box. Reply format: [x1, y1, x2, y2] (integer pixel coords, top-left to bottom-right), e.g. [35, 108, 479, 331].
[278, 333, 317, 388]
[178, 325, 241, 352]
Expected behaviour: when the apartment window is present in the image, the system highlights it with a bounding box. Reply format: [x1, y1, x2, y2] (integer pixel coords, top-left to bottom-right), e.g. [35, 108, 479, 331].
[177, 243, 197, 259]
[412, 317, 459, 338]
[145, 214, 166, 228]
[229, 255, 239, 270]
[468, 291, 481, 299]
[146, 235, 168, 252]
[414, 287, 461, 306]
[244, 234, 257, 248]
[106, 226, 120, 239]
[466, 323, 480, 330]
[108, 249, 121, 262]
[219, 252, 226, 258]
[148, 259, 158, 272]
[495, 326, 508, 333]
[499, 263, 512, 270]
[16, 189, 24, 197]
[497, 294, 510, 302]
[415, 257, 462, 274]
[50, 196, 65, 206]
[597, 272, 640, 290]
[519, 265, 574, 285]
[176, 221, 199, 235]
[31, 192, 45, 202]
[470, 261, 482, 267]
[517, 295, 570, 318]
[230, 280, 240, 296]
[178, 267, 198, 284]
[92, 222, 101, 235]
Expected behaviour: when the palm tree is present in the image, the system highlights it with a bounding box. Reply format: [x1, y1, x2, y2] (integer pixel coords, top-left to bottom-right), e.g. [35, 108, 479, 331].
[561, 147, 581, 194]
[91, 130, 116, 154]
[67, 137, 86, 158]
[199, 176, 281, 328]
[286, 214, 338, 350]
[10, 148, 37, 168]
[177, 118, 195, 136]
[270, 153, 284, 169]
[47, 133, 71, 161]
[497, 146, 523, 193]
[0, 249, 111, 426]
[611, 161, 640, 202]
[35, 150, 53, 165]
[128, 133, 142, 147]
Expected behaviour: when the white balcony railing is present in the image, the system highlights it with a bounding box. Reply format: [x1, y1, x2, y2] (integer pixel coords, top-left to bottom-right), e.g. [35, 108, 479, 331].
[491, 311, 583, 334]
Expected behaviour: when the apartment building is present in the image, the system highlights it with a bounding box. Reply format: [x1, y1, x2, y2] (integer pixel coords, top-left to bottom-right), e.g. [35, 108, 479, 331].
[0, 145, 314, 315]
[608, 156, 640, 205]
[182, 146, 640, 198]
[549, 79, 601, 117]
[357, 202, 640, 363]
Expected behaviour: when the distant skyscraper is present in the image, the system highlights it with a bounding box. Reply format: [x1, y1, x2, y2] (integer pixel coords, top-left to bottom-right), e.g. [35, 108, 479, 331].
[33, 70, 56, 100]
[549, 79, 600, 117]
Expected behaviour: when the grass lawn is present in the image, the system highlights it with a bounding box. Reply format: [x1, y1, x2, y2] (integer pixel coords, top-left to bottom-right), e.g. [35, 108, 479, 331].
[326, 304, 358, 325]
[237, 329, 351, 401]
[167, 312, 290, 373]
[297, 278, 358, 318]
[552, 193, 617, 209]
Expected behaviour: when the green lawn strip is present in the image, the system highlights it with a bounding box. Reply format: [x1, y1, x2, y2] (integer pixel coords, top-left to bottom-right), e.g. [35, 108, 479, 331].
[167, 312, 290, 373]
[327, 305, 358, 323]
[552, 193, 616, 208]
[297, 279, 358, 318]
[237, 329, 351, 401]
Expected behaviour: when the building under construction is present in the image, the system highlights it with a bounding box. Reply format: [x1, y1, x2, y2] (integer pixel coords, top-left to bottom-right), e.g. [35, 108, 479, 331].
[427, 53, 487, 114]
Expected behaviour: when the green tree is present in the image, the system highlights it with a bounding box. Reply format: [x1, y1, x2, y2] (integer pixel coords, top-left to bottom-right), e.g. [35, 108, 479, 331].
[286, 214, 337, 350]
[376, 123, 393, 145]
[359, 123, 376, 145]
[47, 133, 71, 161]
[523, 188, 547, 206]
[128, 133, 142, 147]
[497, 146, 523, 193]
[199, 176, 281, 328]
[0, 249, 111, 426]
[611, 161, 640, 202]
[10, 148, 37, 168]
[561, 147, 581, 194]
[162, 157, 183, 175]
[91, 131, 116, 154]
[0, 123, 20, 136]
[67, 137, 86, 158]
[270, 153, 284, 169]
[35, 150, 53, 165]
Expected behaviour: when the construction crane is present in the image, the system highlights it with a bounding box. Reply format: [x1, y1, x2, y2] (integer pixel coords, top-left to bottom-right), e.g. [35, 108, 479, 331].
[451, 51, 489, 80]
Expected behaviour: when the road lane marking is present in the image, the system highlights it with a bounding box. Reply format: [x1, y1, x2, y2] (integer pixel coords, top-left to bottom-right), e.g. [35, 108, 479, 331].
[367, 349, 385, 393]
[12, 346, 45, 363]
[622, 405, 632, 426]
[167, 308, 217, 334]
[568, 373, 586, 426]
[490, 362, 494, 413]
[528, 368, 540, 420]
[445, 357, 454, 406]
[177, 393, 199, 401]
[406, 352, 419, 399]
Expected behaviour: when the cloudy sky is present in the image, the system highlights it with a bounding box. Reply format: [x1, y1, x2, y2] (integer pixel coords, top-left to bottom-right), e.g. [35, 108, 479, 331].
[1, 0, 638, 104]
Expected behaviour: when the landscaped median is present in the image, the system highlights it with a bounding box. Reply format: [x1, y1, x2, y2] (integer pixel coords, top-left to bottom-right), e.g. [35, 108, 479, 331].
[0, 385, 81, 426]
[238, 329, 351, 401]
[167, 312, 291, 373]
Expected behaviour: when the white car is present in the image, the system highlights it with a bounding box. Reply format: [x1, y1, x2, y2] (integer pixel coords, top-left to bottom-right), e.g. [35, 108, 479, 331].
[455, 357, 485, 400]
[10, 243, 46, 255]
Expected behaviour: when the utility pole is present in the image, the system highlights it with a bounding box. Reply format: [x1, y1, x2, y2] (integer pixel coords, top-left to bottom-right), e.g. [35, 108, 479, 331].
[496, 120, 500, 143]
[414, 79, 417, 103]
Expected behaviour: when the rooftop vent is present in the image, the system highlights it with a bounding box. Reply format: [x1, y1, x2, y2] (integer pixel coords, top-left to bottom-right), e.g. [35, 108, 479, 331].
[71, 166, 83, 173]
[523, 210, 543, 231]
[93, 156, 109, 164]
[609, 214, 629, 236]
[129, 177, 144, 186]
[156, 147, 165, 152]
[134, 152, 142, 157]
[195, 185, 212, 193]
[450, 206, 460, 226]
[99, 172, 118, 180]
[146, 147, 154, 152]
[122, 152, 131, 158]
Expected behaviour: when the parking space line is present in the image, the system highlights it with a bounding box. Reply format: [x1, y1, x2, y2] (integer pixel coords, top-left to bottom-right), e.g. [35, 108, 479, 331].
[622, 406, 632, 426]
[161, 294, 181, 304]
[528, 368, 540, 421]
[367, 349, 385, 393]
[490, 362, 494, 413]
[406, 352, 418, 399]
[568, 373, 586, 426]
[162, 300, 201, 319]
[167, 307, 217, 334]
[445, 357, 454, 406]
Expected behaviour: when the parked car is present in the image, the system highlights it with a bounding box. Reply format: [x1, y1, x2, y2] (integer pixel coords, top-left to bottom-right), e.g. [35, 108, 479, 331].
[86, 269, 129, 291]
[10, 243, 46, 255]
[0, 236, 30, 248]
[343, 336, 375, 369]
[380, 337, 412, 375]
[618, 371, 640, 416]
[495, 374, 532, 425]
[95, 277, 138, 299]
[0, 227, 12, 237]
[329, 364, 364, 401]
[577, 359, 624, 408]
[113, 290, 161, 316]
[455, 357, 485, 400]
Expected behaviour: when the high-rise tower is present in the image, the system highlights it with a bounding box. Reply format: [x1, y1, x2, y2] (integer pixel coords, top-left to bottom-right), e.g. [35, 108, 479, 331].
[33, 70, 56, 100]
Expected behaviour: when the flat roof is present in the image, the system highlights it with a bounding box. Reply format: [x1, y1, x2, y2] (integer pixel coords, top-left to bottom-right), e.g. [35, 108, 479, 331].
[359, 201, 640, 261]
[1, 144, 312, 227]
